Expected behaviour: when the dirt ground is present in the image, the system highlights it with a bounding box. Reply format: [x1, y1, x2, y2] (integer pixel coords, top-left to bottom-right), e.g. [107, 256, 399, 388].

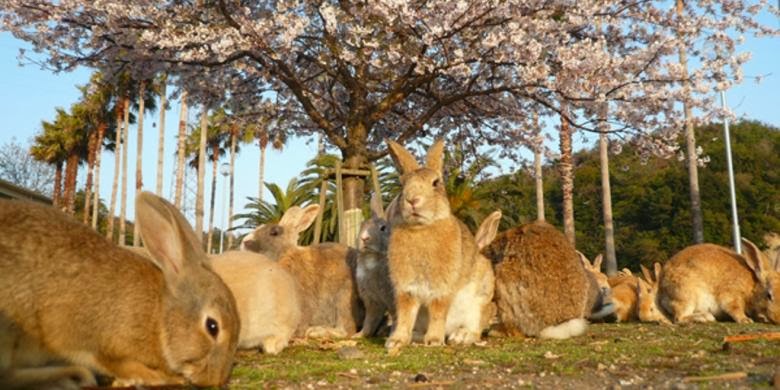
[227, 322, 780, 389]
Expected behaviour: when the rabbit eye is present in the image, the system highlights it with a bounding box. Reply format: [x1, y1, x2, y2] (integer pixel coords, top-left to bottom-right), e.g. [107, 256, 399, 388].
[205, 317, 219, 339]
[432, 178, 440, 187]
[379, 225, 387, 232]
[270, 226, 283, 237]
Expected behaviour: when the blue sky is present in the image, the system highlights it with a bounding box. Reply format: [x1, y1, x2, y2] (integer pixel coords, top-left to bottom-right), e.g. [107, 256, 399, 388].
[0, 19, 778, 233]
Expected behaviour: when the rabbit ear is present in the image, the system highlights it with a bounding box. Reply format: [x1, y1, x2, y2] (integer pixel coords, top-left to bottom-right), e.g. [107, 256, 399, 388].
[593, 254, 604, 271]
[640, 264, 654, 283]
[740, 238, 770, 279]
[425, 139, 445, 174]
[386, 139, 420, 174]
[653, 262, 663, 281]
[475, 210, 502, 250]
[620, 268, 633, 276]
[279, 206, 303, 228]
[293, 204, 321, 234]
[635, 278, 649, 296]
[575, 250, 590, 268]
[136, 192, 205, 284]
[370, 193, 385, 219]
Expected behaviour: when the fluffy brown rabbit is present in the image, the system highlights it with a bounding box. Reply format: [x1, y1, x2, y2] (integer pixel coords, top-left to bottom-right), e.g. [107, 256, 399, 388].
[0, 192, 239, 388]
[636, 263, 672, 324]
[353, 193, 395, 338]
[484, 221, 592, 339]
[412, 210, 501, 344]
[383, 139, 485, 352]
[764, 232, 780, 264]
[209, 251, 301, 354]
[659, 239, 780, 324]
[241, 204, 362, 337]
[607, 269, 639, 322]
[576, 252, 616, 321]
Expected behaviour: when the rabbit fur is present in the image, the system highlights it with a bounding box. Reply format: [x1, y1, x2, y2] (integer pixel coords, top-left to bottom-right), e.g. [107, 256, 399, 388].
[484, 221, 591, 339]
[0, 193, 240, 388]
[241, 204, 363, 337]
[576, 252, 616, 321]
[418, 210, 501, 343]
[659, 239, 780, 324]
[209, 250, 301, 354]
[607, 269, 640, 322]
[383, 139, 485, 352]
[636, 263, 672, 324]
[353, 193, 395, 338]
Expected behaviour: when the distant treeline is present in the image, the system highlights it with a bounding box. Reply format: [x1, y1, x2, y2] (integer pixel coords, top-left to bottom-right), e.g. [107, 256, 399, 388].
[480, 120, 779, 270]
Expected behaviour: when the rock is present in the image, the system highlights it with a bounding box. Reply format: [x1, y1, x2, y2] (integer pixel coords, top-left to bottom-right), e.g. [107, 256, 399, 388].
[337, 346, 364, 360]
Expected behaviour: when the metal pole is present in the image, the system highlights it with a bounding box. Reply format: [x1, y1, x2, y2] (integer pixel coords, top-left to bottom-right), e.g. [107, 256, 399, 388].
[721, 90, 741, 254]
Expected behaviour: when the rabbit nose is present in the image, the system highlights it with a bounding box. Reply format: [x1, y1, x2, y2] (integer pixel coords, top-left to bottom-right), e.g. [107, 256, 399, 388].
[406, 197, 421, 207]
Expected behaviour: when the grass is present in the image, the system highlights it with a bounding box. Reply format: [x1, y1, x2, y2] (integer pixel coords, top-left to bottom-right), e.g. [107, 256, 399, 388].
[228, 322, 780, 388]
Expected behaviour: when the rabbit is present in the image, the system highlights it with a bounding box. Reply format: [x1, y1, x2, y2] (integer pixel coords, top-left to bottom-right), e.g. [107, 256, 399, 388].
[658, 239, 780, 324]
[353, 193, 395, 338]
[383, 138, 490, 352]
[412, 210, 501, 344]
[576, 252, 616, 321]
[0, 192, 240, 388]
[606, 269, 640, 322]
[635, 263, 672, 324]
[483, 221, 592, 339]
[209, 250, 301, 354]
[241, 204, 363, 337]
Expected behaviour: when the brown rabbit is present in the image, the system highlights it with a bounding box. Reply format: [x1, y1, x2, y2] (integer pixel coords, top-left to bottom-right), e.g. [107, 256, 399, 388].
[576, 252, 615, 321]
[413, 210, 501, 344]
[484, 221, 591, 339]
[636, 263, 672, 324]
[607, 269, 639, 322]
[241, 204, 362, 337]
[383, 139, 484, 352]
[353, 193, 395, 338]
[209, 250, 301, 354]
[0, 192, 239, 388]
[659, 239, 780, 324]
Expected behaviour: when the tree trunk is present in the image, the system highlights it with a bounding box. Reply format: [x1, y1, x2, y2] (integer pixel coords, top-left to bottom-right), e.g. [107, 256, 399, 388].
[559, 104, 576, 246]
[82, 128, 98, 224]
[156, 77, 167, 196]
[227, 130, 237, 249]
[194, 107, 208, 245]
[106, 98, 126, 241]
[341, 149, 366, 248]
[174, 92, 188, 209]
[52, 161, 63, 208]
[133, 80, 146, 247]
[677, 0, 704, 244]
[599, 122, 618, 276]
[258, 140, 266, 202]
[534, 144, 545, 222]
[91, 122, 107, 229]
[206, 143, 219, 254]
[119, 98, 131, 246]
[63, 151, 79, 215]
[533, 113, 545, 221]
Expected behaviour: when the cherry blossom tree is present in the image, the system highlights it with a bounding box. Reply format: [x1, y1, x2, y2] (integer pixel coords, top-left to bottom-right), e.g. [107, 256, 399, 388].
[2, 0, 776, 244]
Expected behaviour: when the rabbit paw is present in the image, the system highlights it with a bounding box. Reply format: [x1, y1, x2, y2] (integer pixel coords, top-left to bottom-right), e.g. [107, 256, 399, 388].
[261, 335, 288, 355]
[447, 328, 478, 345]
[385, 335, 410, 354]
[423, 334, 444, 346]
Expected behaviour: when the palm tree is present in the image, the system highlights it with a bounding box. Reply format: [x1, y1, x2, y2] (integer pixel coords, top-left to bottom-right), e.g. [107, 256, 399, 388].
[174, 91, 188, 209]
[106, 95, 128, 242]
[30, 122, 69, 206]
[195, 106, 208, 243]
[442, 146, 496, 231]
[132, 79, 159, 246]
[156, 74, 168, 196]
